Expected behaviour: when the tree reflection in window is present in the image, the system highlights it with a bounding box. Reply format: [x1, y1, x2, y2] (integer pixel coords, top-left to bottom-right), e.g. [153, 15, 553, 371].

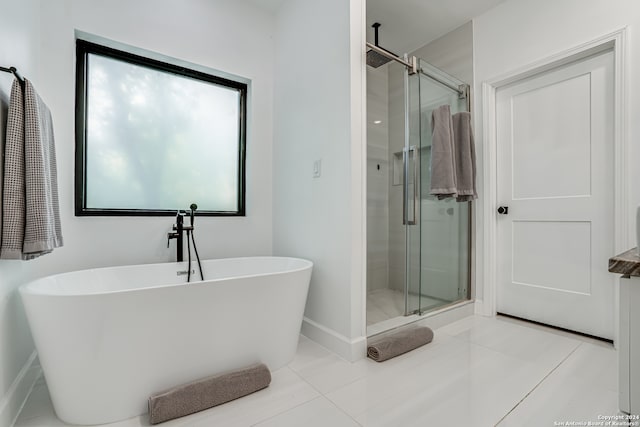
[76, 40, 246, 216]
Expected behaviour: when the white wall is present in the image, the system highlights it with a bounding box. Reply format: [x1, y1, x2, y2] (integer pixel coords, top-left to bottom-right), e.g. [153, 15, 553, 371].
[0, 0, 42, 423]
[473, 0, 640, 304]
[34, 0, 275, 280]
[413, 22, 474, 89]
[1, 0, 275, 423]
[273, 0, 366, 360]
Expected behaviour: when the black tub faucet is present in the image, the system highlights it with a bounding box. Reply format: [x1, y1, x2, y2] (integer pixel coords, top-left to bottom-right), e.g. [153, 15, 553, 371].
[167, 211, 192, 262]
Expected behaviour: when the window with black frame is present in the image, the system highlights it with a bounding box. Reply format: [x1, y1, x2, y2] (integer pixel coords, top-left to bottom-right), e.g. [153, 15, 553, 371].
[75, 39, 247, 216]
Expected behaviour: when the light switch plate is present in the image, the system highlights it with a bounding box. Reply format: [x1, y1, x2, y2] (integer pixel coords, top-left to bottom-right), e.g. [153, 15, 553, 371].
[313, 159, 321, 178]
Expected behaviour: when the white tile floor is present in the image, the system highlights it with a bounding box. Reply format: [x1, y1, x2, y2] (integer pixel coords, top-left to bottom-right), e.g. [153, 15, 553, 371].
[14, 315, 621, 427]
[366, 289, 406, 325]
[366, 288, 444, 325]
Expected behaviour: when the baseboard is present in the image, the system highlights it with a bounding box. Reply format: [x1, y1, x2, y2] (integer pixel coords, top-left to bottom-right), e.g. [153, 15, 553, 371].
[301, 317, 367, 362]
[474, 299, 492, 316]
[0, 351, 41, 427]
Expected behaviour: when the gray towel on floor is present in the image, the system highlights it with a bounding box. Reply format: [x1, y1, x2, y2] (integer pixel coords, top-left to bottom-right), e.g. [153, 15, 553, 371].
[148, 363, 271, 425]
[429, 105, 457, 199]
[452, 111, 477, 202]
[367, 326, 434, 362]
[1, 79, 63, 260]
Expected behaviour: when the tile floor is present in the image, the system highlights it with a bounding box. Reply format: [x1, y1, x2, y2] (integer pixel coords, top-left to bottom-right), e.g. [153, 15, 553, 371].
[366, 288, 405, 325]
[14, 315, 621, 427]
[366, 288, 444, 325]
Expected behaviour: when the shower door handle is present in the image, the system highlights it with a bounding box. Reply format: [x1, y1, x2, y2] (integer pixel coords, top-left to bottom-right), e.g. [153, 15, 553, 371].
[409, 145, 418, 225]
[403, 145, 419, 225]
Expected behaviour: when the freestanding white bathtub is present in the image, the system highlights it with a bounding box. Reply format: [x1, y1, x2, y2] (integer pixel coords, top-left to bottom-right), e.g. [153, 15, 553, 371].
[20, 256, 312, 425]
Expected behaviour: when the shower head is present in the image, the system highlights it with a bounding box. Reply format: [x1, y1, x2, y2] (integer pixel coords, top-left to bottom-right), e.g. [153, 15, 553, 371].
[366, 23, 395, 68]
[366, 50, 393, 68]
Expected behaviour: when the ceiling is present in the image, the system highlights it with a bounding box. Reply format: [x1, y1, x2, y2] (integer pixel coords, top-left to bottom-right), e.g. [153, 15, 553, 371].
[246, 0, 507, 54]
[246, 0, 286, 13]
[366, 0, 507, 54]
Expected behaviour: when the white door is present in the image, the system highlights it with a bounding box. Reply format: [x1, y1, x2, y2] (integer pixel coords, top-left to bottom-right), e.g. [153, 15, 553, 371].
[496, 50, 615, 340]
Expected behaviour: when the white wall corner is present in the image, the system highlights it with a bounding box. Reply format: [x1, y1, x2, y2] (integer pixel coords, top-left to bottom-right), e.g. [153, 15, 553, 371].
[473, 299, 489, 316]
[349, 0, 368, 342]
[480, 80, 498, 318]
[301, 317, 367, 362]
[0, 351, 41, 427]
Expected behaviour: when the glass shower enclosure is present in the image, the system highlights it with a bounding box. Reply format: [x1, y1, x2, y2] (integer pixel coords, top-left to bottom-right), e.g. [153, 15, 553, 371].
[403, 57, 471, 316]
[365, 41, 472, 330]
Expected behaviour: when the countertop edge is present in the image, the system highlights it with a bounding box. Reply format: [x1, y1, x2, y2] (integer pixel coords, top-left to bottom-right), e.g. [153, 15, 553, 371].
[609, 247, 640, 277]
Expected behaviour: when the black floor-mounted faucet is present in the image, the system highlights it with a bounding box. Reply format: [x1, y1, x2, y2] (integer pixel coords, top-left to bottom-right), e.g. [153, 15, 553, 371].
[167, 211, 192, 262]
[167, 204, 204, 282]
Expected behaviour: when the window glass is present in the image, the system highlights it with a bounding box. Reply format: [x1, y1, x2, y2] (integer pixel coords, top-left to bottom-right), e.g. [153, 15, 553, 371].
[76, 40, 246, 216]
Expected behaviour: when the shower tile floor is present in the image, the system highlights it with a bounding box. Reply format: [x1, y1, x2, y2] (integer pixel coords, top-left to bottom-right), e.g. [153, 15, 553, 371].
[15, 315, 620, 427]
[366, 288, 443, 326]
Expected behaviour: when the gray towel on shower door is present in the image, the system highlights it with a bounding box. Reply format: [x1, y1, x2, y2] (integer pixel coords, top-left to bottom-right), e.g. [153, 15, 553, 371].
[429, 105, 457, 199]
[0, 79, 63, 260]
[452, 111, 477, 202]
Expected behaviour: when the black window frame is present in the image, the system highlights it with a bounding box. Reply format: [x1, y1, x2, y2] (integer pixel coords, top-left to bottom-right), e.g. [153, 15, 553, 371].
[75, 39, 247, 217]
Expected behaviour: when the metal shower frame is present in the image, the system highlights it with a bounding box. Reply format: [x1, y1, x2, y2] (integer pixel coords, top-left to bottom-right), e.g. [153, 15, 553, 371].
[365, 41, 470, 104]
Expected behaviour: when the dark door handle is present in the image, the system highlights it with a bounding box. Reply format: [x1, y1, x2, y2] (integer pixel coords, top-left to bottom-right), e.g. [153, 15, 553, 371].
[497, 206, 509, 215]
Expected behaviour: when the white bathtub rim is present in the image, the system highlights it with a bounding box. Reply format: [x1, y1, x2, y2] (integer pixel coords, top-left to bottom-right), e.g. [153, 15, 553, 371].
[20, 256, 313, 297]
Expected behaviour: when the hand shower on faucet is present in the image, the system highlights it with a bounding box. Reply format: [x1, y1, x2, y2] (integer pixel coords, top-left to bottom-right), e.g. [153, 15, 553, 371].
[188, 203, 197, 227]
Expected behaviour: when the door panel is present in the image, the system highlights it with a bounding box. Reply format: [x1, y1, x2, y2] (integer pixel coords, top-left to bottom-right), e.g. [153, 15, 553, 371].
[512, 220, 591, 295]
[405, 57, 470, 315]
[496, 51, 614, 339]
[511, 74, 592, 200]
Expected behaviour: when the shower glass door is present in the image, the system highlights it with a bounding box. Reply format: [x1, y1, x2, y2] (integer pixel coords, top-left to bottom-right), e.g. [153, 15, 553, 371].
[404, 58, 470, 315]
